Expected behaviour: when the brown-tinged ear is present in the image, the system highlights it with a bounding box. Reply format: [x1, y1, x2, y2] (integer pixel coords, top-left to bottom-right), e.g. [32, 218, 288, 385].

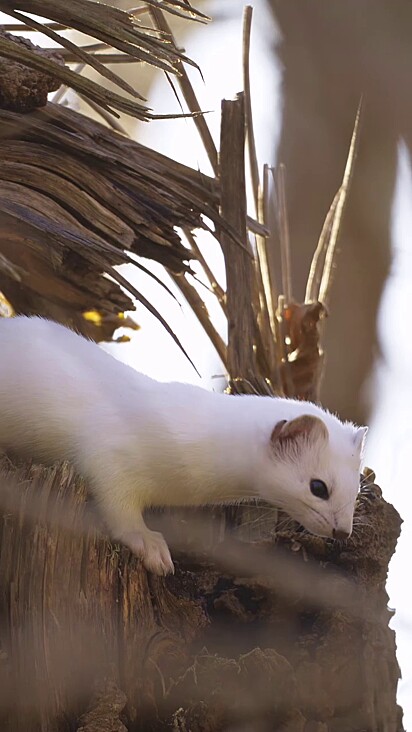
[270, 415, 329, 448]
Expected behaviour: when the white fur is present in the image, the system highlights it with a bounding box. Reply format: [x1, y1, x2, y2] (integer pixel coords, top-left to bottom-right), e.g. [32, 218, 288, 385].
[0, 317, 367, 575]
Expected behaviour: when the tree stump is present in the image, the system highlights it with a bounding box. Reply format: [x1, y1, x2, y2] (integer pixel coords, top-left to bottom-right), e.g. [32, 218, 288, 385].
[0, 455, 403, 731]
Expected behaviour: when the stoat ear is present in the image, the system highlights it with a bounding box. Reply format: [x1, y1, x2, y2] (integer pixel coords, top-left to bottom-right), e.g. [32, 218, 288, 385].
[353, 426, 368, 452]
[270, 414, 329, 448]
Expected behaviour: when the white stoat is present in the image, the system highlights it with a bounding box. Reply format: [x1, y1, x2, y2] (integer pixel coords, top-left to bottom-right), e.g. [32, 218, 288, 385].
[0, 316, 367, 575]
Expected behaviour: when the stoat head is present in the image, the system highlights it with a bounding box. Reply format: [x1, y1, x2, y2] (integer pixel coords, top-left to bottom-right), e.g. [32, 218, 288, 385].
[261, 414, 367, 540]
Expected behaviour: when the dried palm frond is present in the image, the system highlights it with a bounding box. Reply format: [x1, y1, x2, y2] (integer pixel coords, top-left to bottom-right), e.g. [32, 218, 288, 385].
[0, 101, 224, 362]
[0, 0, 208, 119]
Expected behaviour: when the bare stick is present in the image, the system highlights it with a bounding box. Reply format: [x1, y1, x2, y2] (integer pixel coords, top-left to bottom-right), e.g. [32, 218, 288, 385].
[56, 52, 142, 64]
[54, 41, 109, 55]
[220, 93, 255, 381]
[276, 294, 293, 395]
[242, 6, 277, 349]
[305, 191, 340, 303]
[275, 164, 292, 304]
[125, 6, 151, 16]
[148, 7, 218, 175]
[319, 100, 362, 307]
[246, 215, 270, 236]
[78, 94, 129, 134]
[257, 166, 277, 336]
[183, 228, 226, 311]
[242, 6, 259, 215]
[170, 273, 228, 367]
[242, 6, 268, 329]
[263, 164, 279, 306]
[51, 62, 85, 104]
[1, 22, 68, 31]
[257, 165, 282, 391]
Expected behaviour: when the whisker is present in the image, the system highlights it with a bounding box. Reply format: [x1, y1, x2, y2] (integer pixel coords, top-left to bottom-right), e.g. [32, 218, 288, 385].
[336, 495, 358, 515]
[352, 517, 372, 528]
[275, 516, 298, 532]
[237, 512, 279, 531]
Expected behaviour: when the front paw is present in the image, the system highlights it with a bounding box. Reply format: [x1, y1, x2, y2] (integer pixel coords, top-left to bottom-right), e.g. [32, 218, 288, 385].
[120, 529, 174, 576]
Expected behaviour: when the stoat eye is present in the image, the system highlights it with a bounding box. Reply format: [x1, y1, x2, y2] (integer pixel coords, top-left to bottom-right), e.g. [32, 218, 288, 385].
[310, 479, 329, 500]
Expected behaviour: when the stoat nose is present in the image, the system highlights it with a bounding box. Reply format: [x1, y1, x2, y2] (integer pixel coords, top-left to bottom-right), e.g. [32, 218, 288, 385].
[333, 529, 350, 541]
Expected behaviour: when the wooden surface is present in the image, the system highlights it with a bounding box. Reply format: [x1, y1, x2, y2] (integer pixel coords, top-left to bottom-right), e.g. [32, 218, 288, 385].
[0, 456, 404, 731]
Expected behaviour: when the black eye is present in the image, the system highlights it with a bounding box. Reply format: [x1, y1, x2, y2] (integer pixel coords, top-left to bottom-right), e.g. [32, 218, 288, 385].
[310, 479, 329, 500]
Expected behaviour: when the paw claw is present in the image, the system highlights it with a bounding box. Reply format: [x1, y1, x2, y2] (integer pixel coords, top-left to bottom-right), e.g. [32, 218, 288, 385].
[120, 529, 174, 576]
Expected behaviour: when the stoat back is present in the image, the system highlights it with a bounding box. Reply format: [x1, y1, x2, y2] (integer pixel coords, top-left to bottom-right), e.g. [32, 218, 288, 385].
[0, 316, 152, 462]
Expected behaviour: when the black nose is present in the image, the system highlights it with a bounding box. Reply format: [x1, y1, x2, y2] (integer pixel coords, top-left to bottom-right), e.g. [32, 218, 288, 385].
[333, 529, 350, 541]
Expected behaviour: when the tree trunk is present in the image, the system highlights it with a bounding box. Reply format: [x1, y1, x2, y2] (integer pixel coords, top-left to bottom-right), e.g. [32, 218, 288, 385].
[0, 455, 403, 731]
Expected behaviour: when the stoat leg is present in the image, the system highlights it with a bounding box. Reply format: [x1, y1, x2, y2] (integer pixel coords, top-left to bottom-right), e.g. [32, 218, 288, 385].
[120, 527, 174, 576]
[91, 478, 174, 576]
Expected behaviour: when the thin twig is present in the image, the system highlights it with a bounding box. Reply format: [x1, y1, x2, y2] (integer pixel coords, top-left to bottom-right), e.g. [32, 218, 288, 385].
[242, 6, 270, 310]
[262, 164, 279, 307]
[1, 21, 68, 31]
[54, 57, 130, 134]
[276, 294, 293, 395]
[50, 63, 85, 105]
[256, 171, 277, 338]
[275, 164, 292, 304]
[78, 94, 129, 134]
[257, 165, 282, 390]
[148, 7, 218, 175]
[242, 6, 259, 215]
[108, 265, 200, 375]
[64, 53, 142, 64]
[125, 6, 151, 16]
[140, 0, 210, 23]
[253, 254, 279, 387]
[47, 32, 169, 61]
[170, 273, 228, 367]
[51, 42, 110, 54]
[242, 6, 277, 356]
[262, 165, 284, 388]
[275, 294, 288, 365]
[319, 100, 362, 307]
[246, 215, 270, 236]
[183, 228, 226, 311]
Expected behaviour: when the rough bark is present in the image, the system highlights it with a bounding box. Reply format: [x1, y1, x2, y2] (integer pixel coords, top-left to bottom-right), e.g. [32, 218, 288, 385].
[0, 456, 403, 731]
